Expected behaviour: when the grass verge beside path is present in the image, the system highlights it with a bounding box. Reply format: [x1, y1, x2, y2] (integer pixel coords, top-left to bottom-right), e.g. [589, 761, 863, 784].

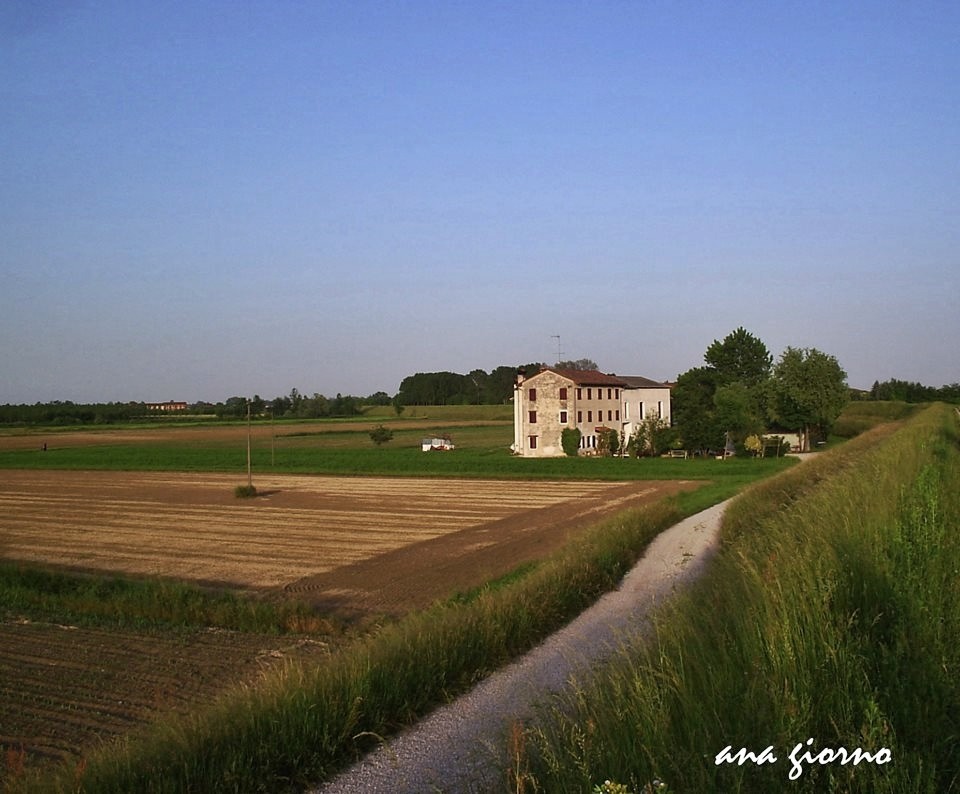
[517, 404, 960, 793]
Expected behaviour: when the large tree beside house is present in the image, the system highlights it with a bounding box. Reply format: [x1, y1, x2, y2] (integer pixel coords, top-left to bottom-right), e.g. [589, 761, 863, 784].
[768, 347, 849, 450]
[673, 329, 848, 454]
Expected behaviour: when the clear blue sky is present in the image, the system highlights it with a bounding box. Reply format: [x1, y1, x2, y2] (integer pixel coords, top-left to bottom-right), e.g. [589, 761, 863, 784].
[2, 1, 958, 403]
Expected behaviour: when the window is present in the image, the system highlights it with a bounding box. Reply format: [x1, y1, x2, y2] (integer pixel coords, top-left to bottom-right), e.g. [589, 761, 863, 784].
[529, 388, 537, 402]
[587, 410, 593, 422]
[615, 409, 620, 421]
[587, 388, 592, 399]
[577, 410, 582, 423]
[559, 410, 567, 423]
[658, 401, 663, 419]
[559, 387, 567, 400]
[639, 401, 645, 420]
[529, 436, 537, 449]
[608, 410, 613, 421]
[624, 403, 629, 419]
[607, 388, 612, 399]
[576, 388, 582, 400]
[615, 388, 619, 399]
[529, 411, 537, 424]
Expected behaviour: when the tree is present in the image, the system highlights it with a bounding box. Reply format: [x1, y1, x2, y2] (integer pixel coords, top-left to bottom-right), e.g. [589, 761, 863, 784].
[368, 424, 394, 446]
[556, 358, 599, 371]
[769, 347, 848, 450]
[628, 413, 673, 457]
[596, 427, 619, 456]
[713, 382, 765, 449]
[704, 327, 772, 386]
[671, 366, 725, 453]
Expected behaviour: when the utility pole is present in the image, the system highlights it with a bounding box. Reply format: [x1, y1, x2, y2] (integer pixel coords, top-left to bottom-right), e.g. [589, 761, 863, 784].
[246, 399, 252, 488]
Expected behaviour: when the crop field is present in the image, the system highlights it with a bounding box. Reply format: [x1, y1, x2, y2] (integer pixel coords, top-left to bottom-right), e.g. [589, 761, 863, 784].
[0, 457, 696, 777]
[0, 469, 690, 598]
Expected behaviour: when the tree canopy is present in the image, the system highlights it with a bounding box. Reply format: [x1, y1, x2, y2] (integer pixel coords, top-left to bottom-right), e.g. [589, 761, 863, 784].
[704, 327, 772, 385]
[768, 347, 849, 449]
[671, 328, 848, 454]
[556, 358, 600, 371]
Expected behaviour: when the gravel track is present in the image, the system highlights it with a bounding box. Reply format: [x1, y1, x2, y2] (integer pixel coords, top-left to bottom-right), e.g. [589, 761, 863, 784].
[316, 499, 731, 794]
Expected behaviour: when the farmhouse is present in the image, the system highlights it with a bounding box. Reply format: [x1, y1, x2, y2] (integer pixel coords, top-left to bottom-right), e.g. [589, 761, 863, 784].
[512, 367, 673, 457]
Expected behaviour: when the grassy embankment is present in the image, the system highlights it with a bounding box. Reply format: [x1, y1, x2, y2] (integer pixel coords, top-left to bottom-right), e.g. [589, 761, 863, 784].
[514, 403, 960, 793]
[13, 468, 795, 790]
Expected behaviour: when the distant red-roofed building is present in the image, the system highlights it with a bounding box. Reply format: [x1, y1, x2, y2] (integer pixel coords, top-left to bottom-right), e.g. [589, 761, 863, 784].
[145, 401, 188, 413]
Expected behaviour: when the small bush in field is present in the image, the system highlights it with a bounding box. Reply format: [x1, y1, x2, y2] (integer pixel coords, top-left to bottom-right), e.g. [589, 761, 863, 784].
[368, 424, 394, 446]
[234, 484, 257, 498]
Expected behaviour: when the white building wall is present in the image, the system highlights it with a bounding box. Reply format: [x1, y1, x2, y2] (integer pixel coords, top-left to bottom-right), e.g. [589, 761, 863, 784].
[621, 386, 673, 440]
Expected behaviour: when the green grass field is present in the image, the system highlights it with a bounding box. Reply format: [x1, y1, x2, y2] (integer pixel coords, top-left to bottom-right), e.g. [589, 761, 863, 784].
[0, 418, 799, 482]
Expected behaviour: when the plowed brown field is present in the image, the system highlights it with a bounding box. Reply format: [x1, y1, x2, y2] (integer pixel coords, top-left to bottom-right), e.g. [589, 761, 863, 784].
[0, 467, 697, 776]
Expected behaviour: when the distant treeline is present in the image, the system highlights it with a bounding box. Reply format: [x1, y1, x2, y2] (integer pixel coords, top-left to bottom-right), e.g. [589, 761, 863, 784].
[0, 390, 394, 426]
[395, 364, 543, 406]
[868, 379, 960, 403]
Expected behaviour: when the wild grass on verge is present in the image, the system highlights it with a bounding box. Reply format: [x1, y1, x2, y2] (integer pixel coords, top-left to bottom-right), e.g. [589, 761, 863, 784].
[0, 563, 317, 633]
[517, 405, 960, 793]
[21, 491, 720, 793]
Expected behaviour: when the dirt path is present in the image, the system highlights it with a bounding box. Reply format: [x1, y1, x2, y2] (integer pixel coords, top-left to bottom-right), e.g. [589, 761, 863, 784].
[315, 499, 731, 793]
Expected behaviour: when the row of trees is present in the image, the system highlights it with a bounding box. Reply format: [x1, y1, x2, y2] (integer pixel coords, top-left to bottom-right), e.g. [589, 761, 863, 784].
[394, 359, 600, 407]
[671, 327, 849, 454]
[0, 390, 393, 426]
[868, 379, 960, 404]
[395, 364, 543, 407]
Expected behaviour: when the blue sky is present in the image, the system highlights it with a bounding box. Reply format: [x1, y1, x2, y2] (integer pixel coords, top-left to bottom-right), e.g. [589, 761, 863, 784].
[2, 1, 958, 403]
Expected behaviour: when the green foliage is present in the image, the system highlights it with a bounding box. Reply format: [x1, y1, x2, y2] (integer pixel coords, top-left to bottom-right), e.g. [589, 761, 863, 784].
[628, 414, 674, 457]
[704, 326, 772, 385]
[596, 427, 620, 456]
[395, 364, 543, 407]
[367, 424, 394, 446]
[557, 358, 600, 371]
[234, 484, 257, 498]
[713, 382, 765, 445]
[870, 378, 960, 403]
[671, 366, 725, 453]
[561, 426, 582, 456]
[769, 346, 849, 446]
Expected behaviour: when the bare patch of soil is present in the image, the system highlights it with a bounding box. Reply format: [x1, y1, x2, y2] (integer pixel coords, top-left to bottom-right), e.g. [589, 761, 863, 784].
[285, 479, 700, 618]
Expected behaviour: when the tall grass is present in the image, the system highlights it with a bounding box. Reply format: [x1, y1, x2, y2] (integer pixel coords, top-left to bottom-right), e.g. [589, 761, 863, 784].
[0, 563, 318, 633]
[517, 405, 960, 792]
[832, 399, 918, 438]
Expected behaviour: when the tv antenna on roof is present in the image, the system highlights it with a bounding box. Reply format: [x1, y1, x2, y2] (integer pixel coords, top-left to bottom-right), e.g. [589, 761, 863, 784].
[551, 334, 562, 364]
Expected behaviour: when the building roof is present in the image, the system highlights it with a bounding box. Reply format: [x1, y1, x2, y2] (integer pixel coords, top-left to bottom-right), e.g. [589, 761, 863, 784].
[619, 375, 672, 389]
[537, 368, 628, 387]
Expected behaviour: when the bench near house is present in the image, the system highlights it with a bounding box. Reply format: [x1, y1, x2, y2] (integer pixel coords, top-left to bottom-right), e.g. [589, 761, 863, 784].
[511, 367, 673, 458]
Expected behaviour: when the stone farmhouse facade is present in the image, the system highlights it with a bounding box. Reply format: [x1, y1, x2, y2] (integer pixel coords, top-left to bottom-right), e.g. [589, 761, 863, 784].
[512, 367, 673, 457]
